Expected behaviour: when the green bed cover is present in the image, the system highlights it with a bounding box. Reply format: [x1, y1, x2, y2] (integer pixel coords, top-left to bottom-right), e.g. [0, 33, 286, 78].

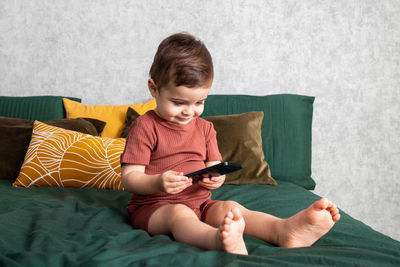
[1, 179, 399, 266]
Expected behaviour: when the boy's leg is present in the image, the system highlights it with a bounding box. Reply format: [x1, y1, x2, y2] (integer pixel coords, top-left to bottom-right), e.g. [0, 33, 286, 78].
[272, 198, 341, 247]
[205, 200, 280, 241]
[205, 198, 340, 248]
[147, 203, 248, 254]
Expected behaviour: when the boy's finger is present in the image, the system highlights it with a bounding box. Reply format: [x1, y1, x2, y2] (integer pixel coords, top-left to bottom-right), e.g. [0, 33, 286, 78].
[171, 177, 186, 183]
[177, 176, 189, 182]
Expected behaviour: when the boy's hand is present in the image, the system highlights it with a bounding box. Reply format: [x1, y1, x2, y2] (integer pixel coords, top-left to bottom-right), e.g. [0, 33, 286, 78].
[159, 171, 192, 194]
[198, 174, 225, 190]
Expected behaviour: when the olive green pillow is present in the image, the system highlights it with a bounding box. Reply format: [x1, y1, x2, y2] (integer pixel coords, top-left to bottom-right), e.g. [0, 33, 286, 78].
[204, 112, 276, 185]
[0, 116, 106, 180]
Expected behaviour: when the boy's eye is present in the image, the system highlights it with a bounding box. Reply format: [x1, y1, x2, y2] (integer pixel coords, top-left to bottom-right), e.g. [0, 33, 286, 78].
[171, 100, 205, 106]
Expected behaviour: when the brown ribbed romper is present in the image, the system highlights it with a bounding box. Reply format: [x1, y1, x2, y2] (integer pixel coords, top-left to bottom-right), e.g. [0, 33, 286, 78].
[120, 110, 222, 231]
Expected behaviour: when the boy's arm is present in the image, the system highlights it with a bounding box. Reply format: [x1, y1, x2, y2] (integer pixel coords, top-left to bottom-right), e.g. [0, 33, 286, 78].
[121, 164, 192, 195]
[121, 164, 161, 195]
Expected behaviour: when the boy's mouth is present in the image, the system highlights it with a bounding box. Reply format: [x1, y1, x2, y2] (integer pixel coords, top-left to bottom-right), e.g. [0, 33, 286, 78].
[176, 117, 192, 123]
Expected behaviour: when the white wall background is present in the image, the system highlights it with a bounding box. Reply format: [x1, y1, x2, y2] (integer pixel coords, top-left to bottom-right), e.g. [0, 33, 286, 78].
[1, 0, 399, 241]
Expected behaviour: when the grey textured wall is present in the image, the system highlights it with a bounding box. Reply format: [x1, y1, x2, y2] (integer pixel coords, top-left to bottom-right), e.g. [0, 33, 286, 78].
[1, 1, 399, 241]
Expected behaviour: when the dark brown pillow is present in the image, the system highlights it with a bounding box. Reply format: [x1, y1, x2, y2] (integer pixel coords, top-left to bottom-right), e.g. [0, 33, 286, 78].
[0, 117, 106, 180]
[120, 107, 140, 138]
[204, 112, 277, 185]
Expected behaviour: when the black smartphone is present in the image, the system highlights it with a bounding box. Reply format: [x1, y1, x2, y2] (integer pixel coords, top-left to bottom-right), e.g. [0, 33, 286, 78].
[185, 162, 242, 182]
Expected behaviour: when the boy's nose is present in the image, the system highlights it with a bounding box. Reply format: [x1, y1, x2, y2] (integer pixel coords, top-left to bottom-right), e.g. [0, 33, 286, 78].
[182, 106, 194, 116]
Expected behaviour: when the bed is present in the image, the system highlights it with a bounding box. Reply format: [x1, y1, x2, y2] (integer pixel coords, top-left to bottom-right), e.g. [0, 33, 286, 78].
[1, 94, 399, 266]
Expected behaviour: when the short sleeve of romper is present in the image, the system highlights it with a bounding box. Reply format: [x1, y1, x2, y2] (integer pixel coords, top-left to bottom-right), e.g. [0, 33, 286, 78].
[120, 113, 156, 167]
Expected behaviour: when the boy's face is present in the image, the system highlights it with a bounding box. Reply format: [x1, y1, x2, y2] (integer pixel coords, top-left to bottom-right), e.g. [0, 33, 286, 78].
[148, 79, 211, 125]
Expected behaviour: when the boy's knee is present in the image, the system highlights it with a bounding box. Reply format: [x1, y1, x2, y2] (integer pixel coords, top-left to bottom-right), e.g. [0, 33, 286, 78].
[221, 200, 242, 212]
[168, 204, 196, 219]
[168, 203, 188, 213]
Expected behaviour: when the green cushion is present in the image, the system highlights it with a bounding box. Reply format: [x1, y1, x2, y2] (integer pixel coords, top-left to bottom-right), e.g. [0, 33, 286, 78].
[0, 96, 81, 121]
[202, 94, 316, 190]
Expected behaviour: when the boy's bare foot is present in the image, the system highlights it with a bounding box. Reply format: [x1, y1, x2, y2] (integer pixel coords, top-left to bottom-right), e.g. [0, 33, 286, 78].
[217, 207, 248, 255]
[279, 198, 341, 248]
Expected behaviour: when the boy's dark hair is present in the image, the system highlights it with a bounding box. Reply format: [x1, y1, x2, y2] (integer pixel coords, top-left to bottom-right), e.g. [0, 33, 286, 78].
[149, 33, 213, 89]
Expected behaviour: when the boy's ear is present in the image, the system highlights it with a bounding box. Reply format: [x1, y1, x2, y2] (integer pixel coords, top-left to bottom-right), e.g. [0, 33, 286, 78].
[148, 79, 158, 97]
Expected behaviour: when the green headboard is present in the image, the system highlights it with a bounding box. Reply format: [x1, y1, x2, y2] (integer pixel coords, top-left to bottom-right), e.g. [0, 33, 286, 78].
[202, 94, 315, 190]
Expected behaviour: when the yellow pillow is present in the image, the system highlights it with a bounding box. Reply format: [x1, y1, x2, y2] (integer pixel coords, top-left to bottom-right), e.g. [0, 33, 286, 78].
[63, 98, 156, 138]
[13, 121, 125, 190]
